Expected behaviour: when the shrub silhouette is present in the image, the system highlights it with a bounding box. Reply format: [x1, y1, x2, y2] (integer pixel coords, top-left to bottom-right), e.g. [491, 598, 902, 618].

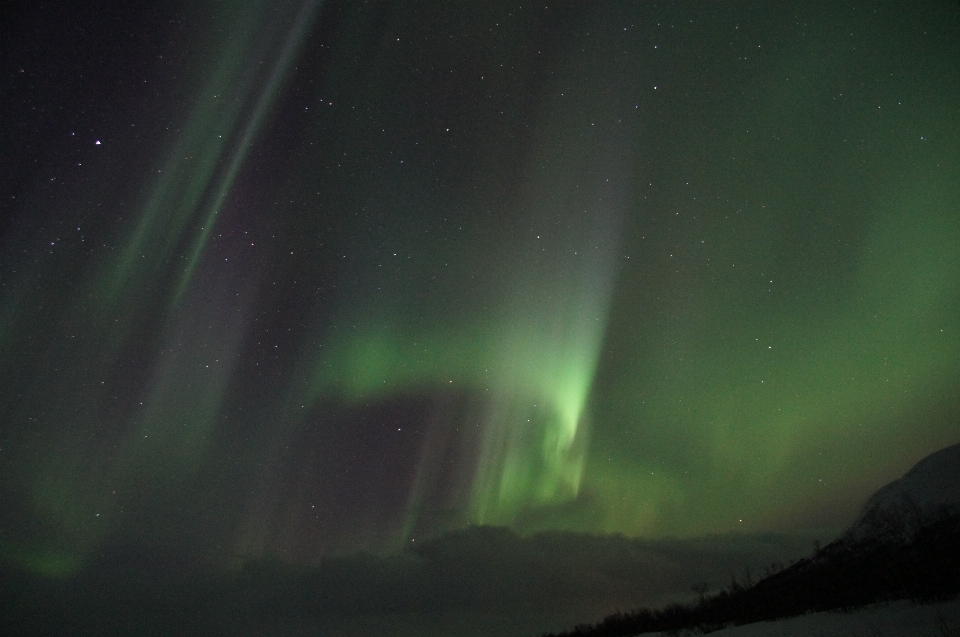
[542, 505, 960, 637]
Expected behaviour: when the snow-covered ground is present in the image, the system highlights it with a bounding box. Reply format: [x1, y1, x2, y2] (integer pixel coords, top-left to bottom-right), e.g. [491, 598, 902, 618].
[652, 598, 960, 637]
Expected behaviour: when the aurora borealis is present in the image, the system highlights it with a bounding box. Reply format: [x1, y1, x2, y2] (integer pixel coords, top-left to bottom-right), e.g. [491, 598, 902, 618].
[2, 0, 960, 604]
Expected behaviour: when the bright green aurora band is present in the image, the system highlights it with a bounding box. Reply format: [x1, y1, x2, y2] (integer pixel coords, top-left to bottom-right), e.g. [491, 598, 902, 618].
[1, 1, 959, 578]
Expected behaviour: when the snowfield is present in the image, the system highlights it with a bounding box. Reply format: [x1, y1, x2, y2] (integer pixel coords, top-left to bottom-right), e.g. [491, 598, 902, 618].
[651, 598, 960, 637]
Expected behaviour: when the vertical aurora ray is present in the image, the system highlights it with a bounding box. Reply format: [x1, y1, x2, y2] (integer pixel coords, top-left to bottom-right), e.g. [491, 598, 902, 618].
[0, 0, 321, 575]
[174, 0, 323, 304]
[465, 134, 628, 526]
[286, 33, 632, 542]
[294, 192, 623, 540]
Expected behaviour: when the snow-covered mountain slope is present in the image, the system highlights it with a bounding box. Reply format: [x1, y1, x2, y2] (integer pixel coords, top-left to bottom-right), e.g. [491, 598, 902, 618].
[857, 441, 960, 522]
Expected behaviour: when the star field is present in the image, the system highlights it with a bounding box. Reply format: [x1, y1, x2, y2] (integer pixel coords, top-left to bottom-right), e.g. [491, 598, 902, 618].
[1, 0, 959, 578]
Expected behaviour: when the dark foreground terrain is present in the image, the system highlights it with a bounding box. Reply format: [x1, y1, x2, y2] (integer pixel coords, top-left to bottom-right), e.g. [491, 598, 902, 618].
[545, 502, 960, 637]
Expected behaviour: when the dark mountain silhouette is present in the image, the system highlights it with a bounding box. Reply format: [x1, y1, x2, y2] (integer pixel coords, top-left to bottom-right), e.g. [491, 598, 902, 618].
[544, 441, 960, 637]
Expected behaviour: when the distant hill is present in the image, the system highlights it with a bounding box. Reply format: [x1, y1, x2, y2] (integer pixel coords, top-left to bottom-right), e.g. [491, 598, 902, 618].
[849, 441, 960, 538]
[868, 441, 960, 514]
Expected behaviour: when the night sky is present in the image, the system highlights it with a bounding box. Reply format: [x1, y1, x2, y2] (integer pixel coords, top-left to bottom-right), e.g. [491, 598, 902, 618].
[2, 0, 959, 587]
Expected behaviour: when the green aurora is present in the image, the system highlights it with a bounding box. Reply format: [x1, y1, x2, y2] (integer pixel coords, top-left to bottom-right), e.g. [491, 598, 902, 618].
[1, 0, 959, 578]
